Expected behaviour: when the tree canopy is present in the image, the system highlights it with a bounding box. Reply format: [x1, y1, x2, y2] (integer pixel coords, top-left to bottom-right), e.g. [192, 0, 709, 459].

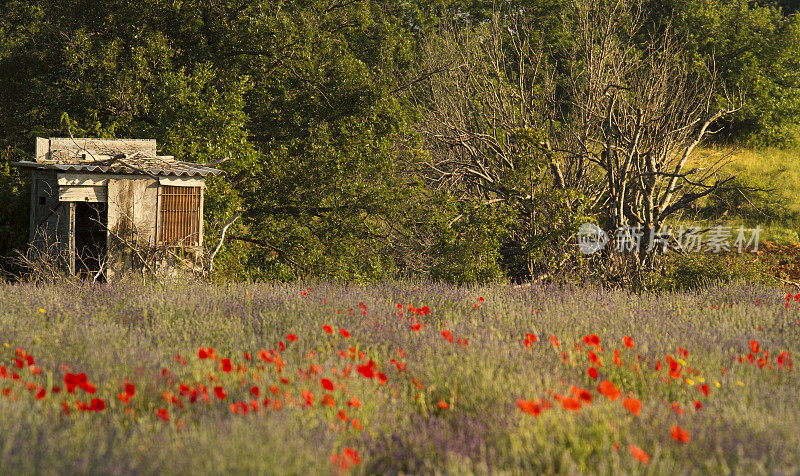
[1, 0, 798, 282]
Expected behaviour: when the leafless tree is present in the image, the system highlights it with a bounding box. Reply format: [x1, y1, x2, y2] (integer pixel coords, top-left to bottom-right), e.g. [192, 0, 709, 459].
[557, 0, 738, 275]
[412, 0, 739, 283]
[412, 11, 556, 203]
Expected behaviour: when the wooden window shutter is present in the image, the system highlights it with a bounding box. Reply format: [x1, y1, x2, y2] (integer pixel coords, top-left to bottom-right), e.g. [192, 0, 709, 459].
[159, 185, 201, 246]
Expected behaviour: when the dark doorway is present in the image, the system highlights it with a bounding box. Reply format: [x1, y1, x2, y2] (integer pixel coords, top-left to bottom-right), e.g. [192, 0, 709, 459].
[74, 202, 107, 279]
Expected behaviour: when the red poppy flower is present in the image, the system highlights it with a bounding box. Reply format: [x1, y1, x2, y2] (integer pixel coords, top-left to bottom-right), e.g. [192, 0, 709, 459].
[322, 325, 333, 334]
[750, 340, 760, 354]
[667, 356, 682, 379]
[347, 397, 362, 408]
[357, 365, 374, 379]
[549, 335, 560, 348]
[571, 386, 592, 404]
[338, 410, 348, 421]
[777, 351, 793, 370]
[221, 358, 232, 373]
[213, 386, 227, 399]
[321, 378, 334, 391]
[90, 398, 106, 411]
[613, 350, 622, 366]
[343, 447, 360, 465]
[561, 397, 581, 411]
[301, 389, 315, 407]
[671, 401, 685, 415]
[588, 367, 598, 379]
[694, 400, 702, 410]
[318, 393, 333, 407]
[35, 387, 46, 400]
[597, 380, 621, 400]
[671, 425, 690, 443]
[622, 397, 642, 416]
[124, 383, 135, 396]
[410, 324, 422, 331]
[441, 330, 454, 343]
[29, 365, 42, 375]
[478, 296, 484, 303]
[156, 408, 169, 422]
[629, 445, 650, 464]
[516, 399, 542, 416]
[698, 384, 709, 396]
[198, 348, 208, 359]
[523, 333, 537, 347]
[339, 329, 350, 338]
[623, 336, 634, 348]
[330, 454, 349, 471]
[438, 400, 449, 409]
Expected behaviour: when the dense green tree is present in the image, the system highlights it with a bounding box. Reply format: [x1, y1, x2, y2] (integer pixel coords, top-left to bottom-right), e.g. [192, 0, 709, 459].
[0, 0, 445, 280]
[1, 0, 798, 282]
[652, 0, 800, 145]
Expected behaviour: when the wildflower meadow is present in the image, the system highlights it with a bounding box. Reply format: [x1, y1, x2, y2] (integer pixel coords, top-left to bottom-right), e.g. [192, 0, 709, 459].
[0, 280, 797, 474]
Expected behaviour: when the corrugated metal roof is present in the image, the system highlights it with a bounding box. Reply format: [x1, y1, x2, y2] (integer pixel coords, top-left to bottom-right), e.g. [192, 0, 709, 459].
[14, 137, 223, 177]
[13, 160, 222, 177]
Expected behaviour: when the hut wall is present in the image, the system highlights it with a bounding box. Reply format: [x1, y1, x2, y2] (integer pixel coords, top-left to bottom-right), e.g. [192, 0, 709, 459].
[28, 170, 70, 264]
[106, 176, 159, 279]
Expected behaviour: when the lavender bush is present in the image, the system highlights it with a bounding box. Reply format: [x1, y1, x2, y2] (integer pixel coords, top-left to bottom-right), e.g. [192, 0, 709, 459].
[0, 279, 797, 474]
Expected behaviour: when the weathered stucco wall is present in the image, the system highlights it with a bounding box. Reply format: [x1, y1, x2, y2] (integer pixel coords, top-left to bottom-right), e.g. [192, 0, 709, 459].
[29, 170, 69, 264]
[106, 176, 159, 279]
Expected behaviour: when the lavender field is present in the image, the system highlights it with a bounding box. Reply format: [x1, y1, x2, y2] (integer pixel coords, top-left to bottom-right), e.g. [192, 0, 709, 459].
[0, 280, 797, 474]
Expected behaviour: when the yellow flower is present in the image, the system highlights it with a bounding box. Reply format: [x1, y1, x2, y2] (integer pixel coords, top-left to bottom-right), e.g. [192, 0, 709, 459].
[713, 380, 721, 388]
[677, 358, 686, 366]
[737, 380, 745, 387]
[686, 378, 695, 386]
[38, 308, 45, 314]
[697, 377, 705, 383]
[2, 343, 8, 348]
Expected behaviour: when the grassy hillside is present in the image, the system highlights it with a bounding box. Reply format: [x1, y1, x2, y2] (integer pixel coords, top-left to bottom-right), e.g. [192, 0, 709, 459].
[0, 280, 797, 474]
[688, 146, 800, 244]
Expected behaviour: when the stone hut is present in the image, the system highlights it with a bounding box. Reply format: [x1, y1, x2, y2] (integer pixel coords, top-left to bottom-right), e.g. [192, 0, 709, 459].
[14, 138, 222, 279]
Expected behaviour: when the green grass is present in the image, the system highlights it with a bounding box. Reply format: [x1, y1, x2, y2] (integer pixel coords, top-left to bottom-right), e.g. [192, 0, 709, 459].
[0, 279, 798, 474]
[689, 146, 800, 243]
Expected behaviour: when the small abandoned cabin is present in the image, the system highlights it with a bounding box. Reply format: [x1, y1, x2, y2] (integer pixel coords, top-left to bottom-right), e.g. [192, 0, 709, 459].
[14, 138, 222, 280]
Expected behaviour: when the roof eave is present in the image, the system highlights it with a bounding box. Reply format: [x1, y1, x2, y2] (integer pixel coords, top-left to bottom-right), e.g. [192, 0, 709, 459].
[12, 161, 222, 177]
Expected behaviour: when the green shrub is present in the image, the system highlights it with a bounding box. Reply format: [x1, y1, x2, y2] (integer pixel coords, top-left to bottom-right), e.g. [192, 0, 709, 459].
[649, 252, 773, 290]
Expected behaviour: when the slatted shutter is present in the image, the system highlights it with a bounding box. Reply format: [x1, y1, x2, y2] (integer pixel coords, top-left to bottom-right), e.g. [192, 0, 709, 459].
[159, 185, 201, 246]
